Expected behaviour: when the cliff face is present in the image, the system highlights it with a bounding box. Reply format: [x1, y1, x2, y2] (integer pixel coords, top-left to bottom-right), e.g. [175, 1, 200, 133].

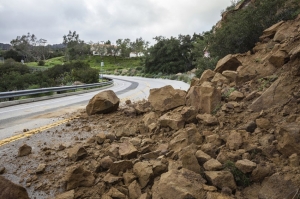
[1, 14, 300, 199]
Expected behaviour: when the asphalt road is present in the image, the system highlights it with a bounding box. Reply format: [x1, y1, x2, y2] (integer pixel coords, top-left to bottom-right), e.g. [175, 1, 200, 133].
[0, 76, 190, 142]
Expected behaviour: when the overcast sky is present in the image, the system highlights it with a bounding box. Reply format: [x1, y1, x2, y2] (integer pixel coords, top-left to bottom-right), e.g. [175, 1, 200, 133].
[0, 0, 233, 45]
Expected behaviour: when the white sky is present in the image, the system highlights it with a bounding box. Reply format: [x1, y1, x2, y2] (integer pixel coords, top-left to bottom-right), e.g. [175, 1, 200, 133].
[0, 0, 233, 45]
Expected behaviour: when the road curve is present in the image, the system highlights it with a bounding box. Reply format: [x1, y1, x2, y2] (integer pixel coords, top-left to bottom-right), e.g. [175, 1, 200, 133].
[0, 76, 190, 141]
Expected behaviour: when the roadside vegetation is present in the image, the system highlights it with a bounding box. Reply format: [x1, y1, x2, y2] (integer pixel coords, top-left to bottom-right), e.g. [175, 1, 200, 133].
[0, 0, 299, 92]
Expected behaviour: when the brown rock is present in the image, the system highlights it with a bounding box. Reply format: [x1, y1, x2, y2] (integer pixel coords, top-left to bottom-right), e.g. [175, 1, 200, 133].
[180, 106, 197, 123]
[169, 126, 203, 153]
[251, 163, 273, 182]
[18, 144, 32, 157]
[228, 91, 244, 101]
[67, 145, 87, 161]
[277, 123, 300, 157]
[249, 76, 293, 112]
[186, 81, 221, 114]
[123, 172, 137, 186]
[203, 159, 223, 171]
[152, 168, 207, 199]
[95, 132, 106, 144]
[259, 21, 284, 41]
[226, 130, 243, 150]
[214, 54, 242, 73]
[255, 118, 270, 129]
[133, 161, 153, 188]
[211, 73, 230, 85]
[65, 166, 95, 190]
[205, 171, 236, 190]
[109, 160, 133, 175]
[196, 113, 218, 125]
[128, 180, 142, 199]
[36, 163, 46, 174]
[148, 85, 186, 112]
[0, 166, 5, 174]
[289, 153, 299, 167]
[103, 173, 122, 184]
[133, 100, 151, 114]
[268, 50, 289, 68]
[222, 70, 237, 83]
[179, 150, 201, 174]
[198, 69, 216, 85]
[96, 156, 113, 172]
[195, 150, 212, 165]
[235, 159, 257, 173]
[258, 173, 298, 199]
[142, 112, 159, 126]
[159, 110, 185, 130]
[118, 142, 138, 159]
[86, 90, 120, 115]
[107, 187, 126, 199]
[55, 190, 75, 199]
[206, 192, 234, 199]
[0, 176, 30, 199]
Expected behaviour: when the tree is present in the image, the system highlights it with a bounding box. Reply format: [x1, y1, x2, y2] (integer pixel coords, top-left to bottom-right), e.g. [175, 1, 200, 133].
[10, 33, 50, 62]
[63, 31, 88, 61]
[130, 37, 149, 57]
[116, 38, 131, 58]
[144, 34, 197, 74]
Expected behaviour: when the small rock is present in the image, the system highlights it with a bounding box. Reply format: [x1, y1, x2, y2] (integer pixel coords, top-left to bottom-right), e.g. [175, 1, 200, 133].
[36, 164, 47, 174]
[67, 145, 87, 161]
[203, 159, 223, 171]
[133, 161, 153, 188]
[103, 173, 122, 184]
[205, 171, 236, 190]
[195, 150, 212, 165]
[18, 144, 32, 157]
[109, 160, 133, 175]
[55, 189, 75, 199]
[0, 166, 5, 174]
[196, 114, 218, 126]
[256, 118, 270, 129]
[128, 180, 142, 199]
[235, 159, 257, 173]
[289, 153, 299, 167]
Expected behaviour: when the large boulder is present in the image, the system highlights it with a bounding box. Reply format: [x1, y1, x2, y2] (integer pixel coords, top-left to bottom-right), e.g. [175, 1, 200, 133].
[152, 168, 207, 199]
[277, 123, 300, 157]
[258, 173, 298, 199]
[0, 176, 30, 199]
[148, 85, 186, 112]
[65, 166, 95, 190]
[159, 111, 185, 130]
[186, 81, 221, 114]
[214, 54, 242, 73]
[86, 90, 120, 115]
[268, 50, 289, 68]
[205, 171, 236, 190]
[249, 76, 293, 112]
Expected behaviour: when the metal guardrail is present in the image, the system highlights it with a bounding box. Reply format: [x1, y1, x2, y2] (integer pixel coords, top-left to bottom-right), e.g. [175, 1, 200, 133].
[0, 78, 113, 99]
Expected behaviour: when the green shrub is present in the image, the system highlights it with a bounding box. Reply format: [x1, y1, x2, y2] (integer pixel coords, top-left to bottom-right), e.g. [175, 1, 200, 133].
[224, 161, 251, 187]
[38, 60, 45, 66]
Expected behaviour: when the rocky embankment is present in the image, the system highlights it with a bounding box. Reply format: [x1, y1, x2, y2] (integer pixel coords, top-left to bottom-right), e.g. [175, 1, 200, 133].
[1, 15, 300, 199]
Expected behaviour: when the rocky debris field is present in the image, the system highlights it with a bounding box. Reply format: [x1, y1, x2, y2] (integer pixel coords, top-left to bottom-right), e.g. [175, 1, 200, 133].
[1, 14, 300, 199]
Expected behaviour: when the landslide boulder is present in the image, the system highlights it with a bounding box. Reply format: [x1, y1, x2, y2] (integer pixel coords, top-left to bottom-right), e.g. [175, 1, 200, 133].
[0, 176, 30, 199]
[148, 85, 186, 112]
[86, 90, 120, 115]
[152, 168, 207, 199]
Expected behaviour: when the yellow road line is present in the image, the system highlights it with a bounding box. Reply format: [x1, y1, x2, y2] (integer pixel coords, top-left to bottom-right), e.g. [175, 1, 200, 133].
[0, 117, 76, 147]
[0, 81, 150, 147]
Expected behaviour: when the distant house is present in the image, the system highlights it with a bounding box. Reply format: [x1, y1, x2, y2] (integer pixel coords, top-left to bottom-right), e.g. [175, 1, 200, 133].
[129, 52, 144, 58]
[90, 43, 121, 56]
